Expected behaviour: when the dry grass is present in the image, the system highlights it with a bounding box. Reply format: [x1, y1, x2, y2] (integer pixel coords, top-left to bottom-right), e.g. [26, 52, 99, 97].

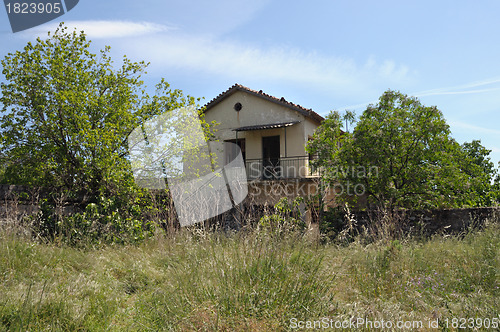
[0, 218, 498, 331]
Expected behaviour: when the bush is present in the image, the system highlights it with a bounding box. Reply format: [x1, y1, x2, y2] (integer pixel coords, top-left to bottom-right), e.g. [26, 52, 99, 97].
[30, 193, 155, 246]
[258, 197, 307, 236]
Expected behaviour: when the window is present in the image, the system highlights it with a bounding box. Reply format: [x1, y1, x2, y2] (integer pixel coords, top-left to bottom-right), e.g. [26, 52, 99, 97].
[224, 139, 245, 165]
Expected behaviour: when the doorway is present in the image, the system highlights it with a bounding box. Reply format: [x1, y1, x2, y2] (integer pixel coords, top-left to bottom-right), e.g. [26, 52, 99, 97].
[262, 135, 280, 179]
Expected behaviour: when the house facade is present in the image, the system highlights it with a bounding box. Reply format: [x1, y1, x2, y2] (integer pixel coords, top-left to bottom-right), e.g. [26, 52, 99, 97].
[203, 84, 329, 207]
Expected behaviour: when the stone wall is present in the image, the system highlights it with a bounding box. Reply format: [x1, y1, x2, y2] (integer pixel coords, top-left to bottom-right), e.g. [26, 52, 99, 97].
[0, 185, 41, 220]
[1, 184, 499, 235]
[0, 184, 82, 220]
[348, 207, 500, 236]
[0, 184, 34, 200]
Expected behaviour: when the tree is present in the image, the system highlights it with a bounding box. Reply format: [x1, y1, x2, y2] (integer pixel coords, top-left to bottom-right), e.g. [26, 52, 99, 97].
[0, 24, 197, 197]
[494, 163, 500, 203]
[308, 90, 470, 210]
[457, 140, 498, 206]
[306, 110, 354, 216]
[0, 24, 205, 243]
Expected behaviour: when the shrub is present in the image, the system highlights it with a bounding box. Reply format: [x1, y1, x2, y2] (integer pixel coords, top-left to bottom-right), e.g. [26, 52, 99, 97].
[30, 193, 155, 246]
[258, 197, 307, 236]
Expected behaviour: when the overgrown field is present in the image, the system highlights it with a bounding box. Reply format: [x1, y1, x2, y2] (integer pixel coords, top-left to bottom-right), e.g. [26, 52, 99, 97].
[0, 221, 499, 331]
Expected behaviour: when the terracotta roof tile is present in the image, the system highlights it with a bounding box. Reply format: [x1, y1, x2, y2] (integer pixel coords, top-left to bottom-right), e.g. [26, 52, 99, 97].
[203, 83, 324, 123]
[232, 121, 300, 132]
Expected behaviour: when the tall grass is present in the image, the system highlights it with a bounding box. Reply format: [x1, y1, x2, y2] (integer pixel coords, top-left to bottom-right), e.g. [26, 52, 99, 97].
[327, 224, 499, 328]
[0, 226, 332, 330]
[0, 220, 498, 331]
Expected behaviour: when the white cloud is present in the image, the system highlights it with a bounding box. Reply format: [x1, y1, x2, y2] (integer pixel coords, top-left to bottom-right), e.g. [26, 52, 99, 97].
[340, 76, 500, 111]
[414, 77, 500, 97]
[448, 120, 500, 136]
[123, 32, 412, 98]
[338, 101, 376, 111]
[19, 19, 413, 98]
[25, 20, 172, 39]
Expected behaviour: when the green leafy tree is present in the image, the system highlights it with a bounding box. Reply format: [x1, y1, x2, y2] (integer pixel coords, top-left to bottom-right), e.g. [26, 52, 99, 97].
[306, 110, 354, 215]
[0, 24, 199, 195]
[457, 140, 498, 206]
[490, 161, 500, 205]
[0, 24, 206, 243]
[309, 90, 470, 210]
[306, 111, 345, 170]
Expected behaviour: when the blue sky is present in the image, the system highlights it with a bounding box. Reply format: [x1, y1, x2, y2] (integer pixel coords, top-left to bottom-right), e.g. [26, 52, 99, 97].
[1, 0, 499, 166]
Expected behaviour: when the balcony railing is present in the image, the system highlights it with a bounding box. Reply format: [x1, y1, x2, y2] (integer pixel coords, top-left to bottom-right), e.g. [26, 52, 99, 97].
[244, 156, 319, 180]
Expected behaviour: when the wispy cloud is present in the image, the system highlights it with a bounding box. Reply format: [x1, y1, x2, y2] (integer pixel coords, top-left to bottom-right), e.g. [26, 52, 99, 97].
[25, 20, 173, 39]
[338, 76, 500, 111]
[414, 77, 500, 97]
[449, 120, 500, 136]
[19, 19, 413, 99]
[123, 32, 412, 98]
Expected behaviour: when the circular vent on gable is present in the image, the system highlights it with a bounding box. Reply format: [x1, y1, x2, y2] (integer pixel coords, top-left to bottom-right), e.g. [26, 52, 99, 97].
[234, 102, 242, 111]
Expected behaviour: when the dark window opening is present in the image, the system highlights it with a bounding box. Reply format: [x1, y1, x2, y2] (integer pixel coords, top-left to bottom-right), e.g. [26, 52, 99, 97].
[224, 139, 246, 165]
[262, 135, 280, 179]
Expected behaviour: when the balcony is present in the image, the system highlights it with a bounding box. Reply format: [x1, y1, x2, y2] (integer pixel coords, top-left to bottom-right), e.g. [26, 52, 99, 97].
[244, 156, 319, 180]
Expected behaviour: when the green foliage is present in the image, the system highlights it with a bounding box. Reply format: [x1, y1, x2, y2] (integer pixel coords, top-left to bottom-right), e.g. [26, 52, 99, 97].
[66, 197, 153, 245]
[319, 207, 346, 240]
[306, 110, 353, 170]
[31, 189, 155, 246]
[2, 25, 136, 192]
[309, 90, 499, 210]
[258, 197, 307, 236]
[0, 24, 198, 194]
[342, 90, 461, 209]
[0, 23, 209, 244]
[456, 140, 499, 206]
[494, 164, 500, 203]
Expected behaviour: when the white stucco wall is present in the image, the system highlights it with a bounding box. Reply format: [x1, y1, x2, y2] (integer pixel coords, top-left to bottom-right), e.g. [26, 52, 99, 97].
[204, 90, 320, 160]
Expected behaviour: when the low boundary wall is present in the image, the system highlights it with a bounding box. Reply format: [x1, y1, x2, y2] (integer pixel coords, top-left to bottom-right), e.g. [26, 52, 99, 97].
[1, 184, 499, 235]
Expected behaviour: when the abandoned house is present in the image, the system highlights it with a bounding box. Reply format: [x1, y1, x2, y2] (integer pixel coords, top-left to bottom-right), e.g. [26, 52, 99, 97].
[202, 84, 333, 208]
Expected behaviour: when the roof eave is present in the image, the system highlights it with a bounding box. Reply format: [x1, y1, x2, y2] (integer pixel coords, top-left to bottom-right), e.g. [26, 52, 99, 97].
[203, 84, 324, 123]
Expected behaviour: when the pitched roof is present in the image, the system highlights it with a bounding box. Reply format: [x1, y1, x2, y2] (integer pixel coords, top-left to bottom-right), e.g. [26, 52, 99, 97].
[203, 84, 324, 123]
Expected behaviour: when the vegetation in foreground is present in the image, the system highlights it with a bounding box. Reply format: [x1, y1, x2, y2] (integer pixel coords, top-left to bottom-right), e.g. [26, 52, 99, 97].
[0, 220, 498, 331]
